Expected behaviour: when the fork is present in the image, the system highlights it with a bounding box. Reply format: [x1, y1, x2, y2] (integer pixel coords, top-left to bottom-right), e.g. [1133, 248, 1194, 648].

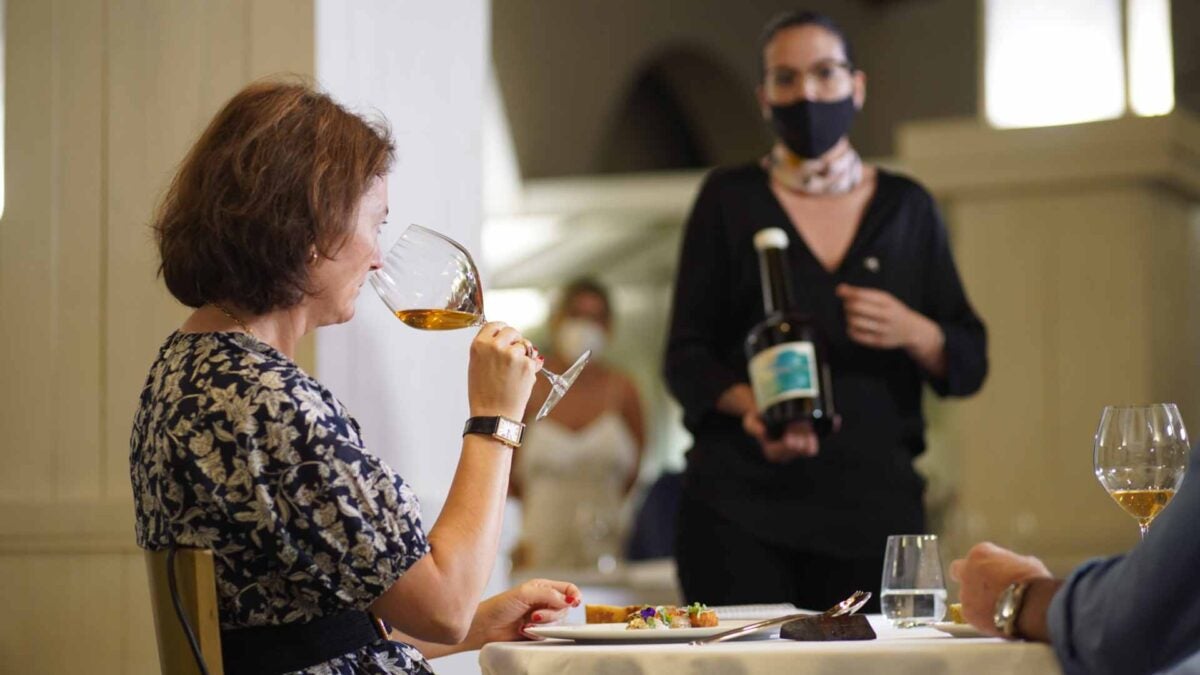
[689, 590, 871, 646]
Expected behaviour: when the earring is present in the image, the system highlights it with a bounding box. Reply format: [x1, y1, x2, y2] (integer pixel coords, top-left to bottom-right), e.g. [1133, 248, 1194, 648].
[309, 249, 319, 263]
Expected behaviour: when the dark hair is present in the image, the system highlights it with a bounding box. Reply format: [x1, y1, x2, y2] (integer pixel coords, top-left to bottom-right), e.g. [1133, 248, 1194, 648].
[759, 10, 856, 77]
[154, 79, 395, 314]
[556, 278, 612, 323]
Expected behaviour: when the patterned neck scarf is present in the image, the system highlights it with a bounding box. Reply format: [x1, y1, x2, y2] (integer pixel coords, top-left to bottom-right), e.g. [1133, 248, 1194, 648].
[763, 141, 863, 196]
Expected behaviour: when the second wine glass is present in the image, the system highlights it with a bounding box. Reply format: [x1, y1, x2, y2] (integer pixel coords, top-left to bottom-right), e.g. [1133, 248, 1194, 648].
[1093, 403, 1189, 540]
[369, 224, 589, 420]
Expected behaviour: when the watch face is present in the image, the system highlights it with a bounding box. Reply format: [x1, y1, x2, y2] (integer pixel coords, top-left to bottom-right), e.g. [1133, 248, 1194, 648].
[994, 583, 1021, 635]
[496, 417, 522, 443]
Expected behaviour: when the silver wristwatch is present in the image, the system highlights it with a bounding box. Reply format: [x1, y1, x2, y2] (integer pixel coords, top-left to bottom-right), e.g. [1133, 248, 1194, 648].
[993, 580, 1030, 639]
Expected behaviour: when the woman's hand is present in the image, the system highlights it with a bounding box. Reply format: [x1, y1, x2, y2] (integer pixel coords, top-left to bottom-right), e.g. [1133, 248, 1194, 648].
[836, 284, 947, 377]
[719, 383, 821, 462]
[743, 411, 819, 462]
[463, 579, 582, 648]
[949, 542, 1052, 637]
[836, 284, 927, 349]
[468, 322, 543, 420]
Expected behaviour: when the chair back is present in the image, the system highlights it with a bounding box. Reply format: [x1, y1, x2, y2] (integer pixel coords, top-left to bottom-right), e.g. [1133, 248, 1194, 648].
[144, 547, 225, 675]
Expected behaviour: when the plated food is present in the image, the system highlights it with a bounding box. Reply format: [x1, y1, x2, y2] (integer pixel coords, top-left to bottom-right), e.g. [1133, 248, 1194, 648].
[526, 619, 759, 643]
[946, 603, 965, 624]
[584, 603, 718, 630]
[932, 603, 987, 638]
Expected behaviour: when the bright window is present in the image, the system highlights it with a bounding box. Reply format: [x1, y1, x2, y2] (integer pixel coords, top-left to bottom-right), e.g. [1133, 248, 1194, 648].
[1128, 0, 1174, 116]
[1, 0, 6, 217]
[985, 0, 1174, 128]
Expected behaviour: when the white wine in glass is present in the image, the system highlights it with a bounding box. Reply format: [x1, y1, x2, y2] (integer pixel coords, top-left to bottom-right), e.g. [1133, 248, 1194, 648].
[370, 224, 589, 420]
[1093, 403, 1189, 539]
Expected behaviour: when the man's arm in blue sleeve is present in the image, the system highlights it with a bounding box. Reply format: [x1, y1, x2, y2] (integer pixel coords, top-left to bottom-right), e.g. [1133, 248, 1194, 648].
[1048, 450, 1200, 675]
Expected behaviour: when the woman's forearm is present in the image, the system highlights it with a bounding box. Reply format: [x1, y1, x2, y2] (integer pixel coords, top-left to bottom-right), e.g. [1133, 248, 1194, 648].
[390, 628, 474, 659]
[422, 435, 513, 630]
[716, 383, 755, 418]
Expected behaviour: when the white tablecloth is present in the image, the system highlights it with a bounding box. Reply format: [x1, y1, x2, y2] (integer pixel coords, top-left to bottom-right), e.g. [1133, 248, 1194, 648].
[478, 615, 1062, 675]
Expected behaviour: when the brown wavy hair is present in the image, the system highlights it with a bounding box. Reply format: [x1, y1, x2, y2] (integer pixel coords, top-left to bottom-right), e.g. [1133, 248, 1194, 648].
[154, 79, 395, 314]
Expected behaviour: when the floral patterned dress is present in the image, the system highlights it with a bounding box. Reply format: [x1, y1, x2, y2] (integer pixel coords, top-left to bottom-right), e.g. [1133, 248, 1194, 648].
[130, 331, 434, 674]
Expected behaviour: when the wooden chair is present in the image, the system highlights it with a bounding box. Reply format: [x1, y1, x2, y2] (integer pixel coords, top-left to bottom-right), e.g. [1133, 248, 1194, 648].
[144, 547, 225, 675]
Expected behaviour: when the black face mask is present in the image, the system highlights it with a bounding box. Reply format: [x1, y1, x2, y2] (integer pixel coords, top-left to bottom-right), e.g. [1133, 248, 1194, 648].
[768, 96, 857, 158]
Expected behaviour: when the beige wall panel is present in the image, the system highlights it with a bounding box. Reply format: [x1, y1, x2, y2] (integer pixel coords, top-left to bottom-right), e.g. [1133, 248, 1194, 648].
[1048, 188, 1154, 552]
[250, 0, 316, 79]
[122, 550, 161, 672]
[103, 0, 244, 498]
[102, 0, 317, 496]
[0, 553, 127, 674]
[902, 114, 1200, 573]
[943, 194, 1057, 555]
[941, 185, 1196, 570]
[0, 556, 35, 672]
[198, 0, 252, 114]
[1145, 190, 1200, 429]
[0, 0, 314, 670]
[50, 0, 106, 500]
[105, 0, 192, 497]
[1, 0, 55, 500]
[147, 3, 213, 156]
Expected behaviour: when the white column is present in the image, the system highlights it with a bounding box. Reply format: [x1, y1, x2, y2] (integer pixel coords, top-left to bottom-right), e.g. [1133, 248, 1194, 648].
[316, 5, 491, 671]
[315, 0, 487, 546]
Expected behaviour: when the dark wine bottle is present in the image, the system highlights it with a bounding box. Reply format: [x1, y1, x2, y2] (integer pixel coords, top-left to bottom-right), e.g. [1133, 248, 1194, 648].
[744, 228, 835, 439]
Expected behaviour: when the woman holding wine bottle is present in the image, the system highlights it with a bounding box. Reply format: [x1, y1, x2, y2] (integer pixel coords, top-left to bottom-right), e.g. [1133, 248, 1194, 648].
[664, 10, 987, 612]
[130, 80, 580, 674]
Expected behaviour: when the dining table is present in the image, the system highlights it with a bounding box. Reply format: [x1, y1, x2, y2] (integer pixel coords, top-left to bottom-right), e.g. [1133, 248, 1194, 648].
[478, 614, 1063, 675]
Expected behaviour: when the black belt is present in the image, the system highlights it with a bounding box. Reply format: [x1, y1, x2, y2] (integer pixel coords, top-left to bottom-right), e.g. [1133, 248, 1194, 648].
[221, 610, 389, 675]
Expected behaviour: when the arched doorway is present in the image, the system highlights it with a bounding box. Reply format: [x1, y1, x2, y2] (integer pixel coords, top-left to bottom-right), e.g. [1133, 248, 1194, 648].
[597, 45, 768, 173]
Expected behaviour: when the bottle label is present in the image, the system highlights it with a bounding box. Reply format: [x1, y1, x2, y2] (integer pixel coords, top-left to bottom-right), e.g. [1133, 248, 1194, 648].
[748, 341, 819, 410]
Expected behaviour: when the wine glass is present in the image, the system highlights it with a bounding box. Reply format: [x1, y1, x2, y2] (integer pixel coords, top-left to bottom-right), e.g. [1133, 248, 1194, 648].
[369, 224, 589, 420]
[1093, 403, 1190, 540]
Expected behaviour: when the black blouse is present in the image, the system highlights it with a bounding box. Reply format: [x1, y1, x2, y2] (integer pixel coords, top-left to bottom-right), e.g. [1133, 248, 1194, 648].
[663, 163, 987, 557]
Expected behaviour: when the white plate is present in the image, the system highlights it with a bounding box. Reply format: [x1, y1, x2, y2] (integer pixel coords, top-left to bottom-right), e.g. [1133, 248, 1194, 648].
[527, 619, 769, 643]
[931, 622, 987, 638]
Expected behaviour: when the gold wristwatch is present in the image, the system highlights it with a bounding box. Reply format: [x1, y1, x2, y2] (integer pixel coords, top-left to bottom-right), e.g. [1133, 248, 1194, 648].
[462, 416, 525, 448]
[993, 580, 1030, 639]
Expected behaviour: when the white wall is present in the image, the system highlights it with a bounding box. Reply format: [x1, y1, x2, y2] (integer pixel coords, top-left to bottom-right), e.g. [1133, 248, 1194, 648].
[316, 0, 487, 520]
[314, 3, 492, 671]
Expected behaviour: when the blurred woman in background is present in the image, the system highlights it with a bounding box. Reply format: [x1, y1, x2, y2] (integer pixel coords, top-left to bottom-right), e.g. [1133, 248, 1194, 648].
[664, 10, 987, 612]
[512, 279, 645, 571]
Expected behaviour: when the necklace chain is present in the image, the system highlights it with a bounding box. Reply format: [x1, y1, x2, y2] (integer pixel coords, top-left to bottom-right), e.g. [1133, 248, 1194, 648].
[213, 303, 255, 337]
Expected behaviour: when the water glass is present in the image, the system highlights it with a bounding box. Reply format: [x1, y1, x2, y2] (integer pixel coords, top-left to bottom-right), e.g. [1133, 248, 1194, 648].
[881, 534, 947, 627]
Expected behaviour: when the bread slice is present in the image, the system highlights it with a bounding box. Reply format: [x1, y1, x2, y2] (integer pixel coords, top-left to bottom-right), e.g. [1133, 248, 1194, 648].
[586, 604, 642, 624]
[947, 603, 965, 624]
